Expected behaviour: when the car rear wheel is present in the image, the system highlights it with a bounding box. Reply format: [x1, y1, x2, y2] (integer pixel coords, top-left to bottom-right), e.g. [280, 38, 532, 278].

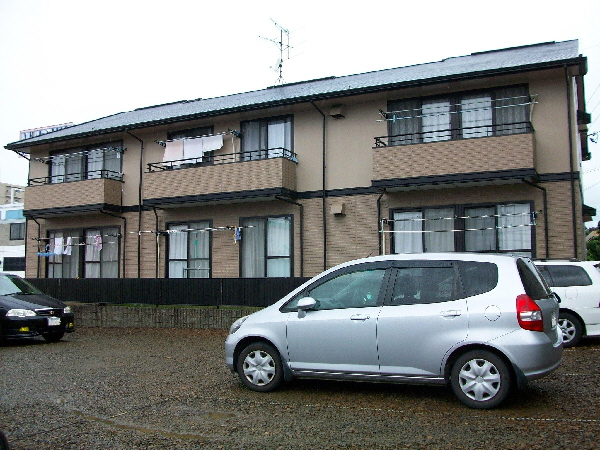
[42, 331, 65, 343]
[237, 342, 283, 392]
[450, 350, 511, 409]
[559, 312, 583, 348]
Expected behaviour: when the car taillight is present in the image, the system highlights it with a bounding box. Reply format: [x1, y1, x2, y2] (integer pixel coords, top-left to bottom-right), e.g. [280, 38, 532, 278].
[516, 294, 544, 331]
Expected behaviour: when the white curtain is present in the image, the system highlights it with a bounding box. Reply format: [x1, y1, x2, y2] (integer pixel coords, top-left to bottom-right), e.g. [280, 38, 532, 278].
[461, 95, 492, 138]
[498, 204, 531, 251]
[188, 224, 210, 278]
[65, 154, 84, 182]
[85, 229, 101, 278]
[393, 211, 423, 253]
[267, 119, 291, 158]
[267, 217, 291, 277]
[465, 207, 496, 251]
[422, 100, 451, 142]
[424, 208, 454, 252]
[388, 99, 421, 145]
[242, 219, 265, 277]
[104, 148, 121, 179]
[87, 149, 103, 179]
[51, 155, 65, 183]
[495, 86, 529, 135]
[168, 224, 188, 278]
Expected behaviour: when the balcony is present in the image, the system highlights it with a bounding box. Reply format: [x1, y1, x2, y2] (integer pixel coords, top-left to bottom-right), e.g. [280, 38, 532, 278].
[372, 130, 536, 189]
[144, 149, 298, 206]
[24, 174, 123, 217]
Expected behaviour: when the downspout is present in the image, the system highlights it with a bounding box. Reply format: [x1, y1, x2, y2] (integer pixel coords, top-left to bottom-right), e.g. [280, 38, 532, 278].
[311, 101, 327, 271]
[126, 130, 144, 278]
[565, 65, 579, 259]
[523, 180, 549, 258]
[152, 207, 160, 279]
[31, 217, 41, 278]
[276, 196, 304, 277]
[376, 190, 386, 255]
[100, 210, 126, 278]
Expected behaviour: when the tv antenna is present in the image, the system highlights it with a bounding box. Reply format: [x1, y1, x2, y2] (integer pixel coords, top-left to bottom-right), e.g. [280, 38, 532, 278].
[260, 19, 291, 85]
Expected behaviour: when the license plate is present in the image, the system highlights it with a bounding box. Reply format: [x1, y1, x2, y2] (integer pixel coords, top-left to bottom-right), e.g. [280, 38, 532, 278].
[47, 317, 61, 326]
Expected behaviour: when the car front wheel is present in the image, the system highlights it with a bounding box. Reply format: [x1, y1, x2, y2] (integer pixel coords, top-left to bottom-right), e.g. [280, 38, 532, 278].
[236, 342, 283, 392]
[559, 312, 583, 348]
[42, 331, 65, 343]
[450, 350, 511, 409]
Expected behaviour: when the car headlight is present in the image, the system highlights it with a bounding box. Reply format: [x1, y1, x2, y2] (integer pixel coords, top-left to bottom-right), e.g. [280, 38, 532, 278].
[229, 316, 248, 335]
[64, 306, 72, 314]
[6, 309, 36, 318]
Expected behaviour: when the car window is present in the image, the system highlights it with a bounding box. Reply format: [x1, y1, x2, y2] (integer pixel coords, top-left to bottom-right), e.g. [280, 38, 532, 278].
[536, 265, 592, 287]
[517, 259, 551, 300]
[391, 266, 459, 305]
[283, 269, 386, 311]
[458, 261, 498, 297]
[0, 275, 41, 296]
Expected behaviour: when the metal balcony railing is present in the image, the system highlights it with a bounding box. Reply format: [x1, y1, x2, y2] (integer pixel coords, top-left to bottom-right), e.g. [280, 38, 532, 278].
[374, 122, 533, 148]
[147, 148, 298, 172]
[28, 170, 123, 186]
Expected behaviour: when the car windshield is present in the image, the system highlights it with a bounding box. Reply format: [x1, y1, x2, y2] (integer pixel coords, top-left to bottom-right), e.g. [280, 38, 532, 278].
[0, 275, 42, 296]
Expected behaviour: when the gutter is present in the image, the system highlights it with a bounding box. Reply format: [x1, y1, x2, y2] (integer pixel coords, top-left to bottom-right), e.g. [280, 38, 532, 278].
[100, 210, 127, 278]
[311, 101, 327, 271]
[276, 196, 304, 277]
[565, 65, 579, 259]
[126, 130, 144, 278]
[523, 180, 549, 258]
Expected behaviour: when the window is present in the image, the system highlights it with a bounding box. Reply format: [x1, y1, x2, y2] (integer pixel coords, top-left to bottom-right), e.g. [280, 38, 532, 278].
[167, 221, 211, 278]
[47, 227, 119, 278]
[392, 203, 533, 256]
[283, 267, 386, 311]
[2, 257, 25, 272]
[387, 86, 529, 146]
[9, 223, 25, 240]
[392, 267, 459, 304]
[536, 265, 592, 287]
[50, 141, 123, 183]
[241, 116, 292, 161]
[165, 126, 215, 164]
[241, 216, 292, 277]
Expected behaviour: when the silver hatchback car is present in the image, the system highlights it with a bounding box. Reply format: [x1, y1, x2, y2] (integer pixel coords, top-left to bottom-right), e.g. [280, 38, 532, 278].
[225, 253, 562, 409]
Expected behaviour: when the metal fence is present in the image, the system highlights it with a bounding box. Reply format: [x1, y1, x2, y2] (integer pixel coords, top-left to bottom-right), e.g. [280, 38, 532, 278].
[26, 277, 311, 307]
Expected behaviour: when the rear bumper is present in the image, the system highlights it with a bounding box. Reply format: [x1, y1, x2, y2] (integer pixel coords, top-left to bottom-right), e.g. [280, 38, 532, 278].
[1, 313, 75, 339]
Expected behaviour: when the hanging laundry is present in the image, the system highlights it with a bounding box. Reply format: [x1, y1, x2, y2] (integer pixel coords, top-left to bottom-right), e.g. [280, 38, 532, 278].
[163, 140, 184, 161]
[183, 138, 204, 160]
[64, 237, 72, 256]
[234, 227, 242, 244]
[54, 237, 64, 255]
[202, 134, 223, 152]
[38, 244, 56, 257]
[94, 235, 103, 251]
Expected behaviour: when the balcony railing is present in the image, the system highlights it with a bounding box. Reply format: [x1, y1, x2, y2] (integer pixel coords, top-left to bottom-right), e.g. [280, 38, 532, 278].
[374, 122, 533, 147]
[28, 170, 123, 186]
[147, 148, 297, 172]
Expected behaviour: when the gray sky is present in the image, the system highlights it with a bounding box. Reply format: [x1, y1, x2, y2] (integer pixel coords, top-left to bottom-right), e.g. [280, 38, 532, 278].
[1, 0, 599, 222]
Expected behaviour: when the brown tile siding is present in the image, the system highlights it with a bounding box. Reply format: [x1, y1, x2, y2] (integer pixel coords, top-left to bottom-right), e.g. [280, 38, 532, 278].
[25, 178, 122, 211]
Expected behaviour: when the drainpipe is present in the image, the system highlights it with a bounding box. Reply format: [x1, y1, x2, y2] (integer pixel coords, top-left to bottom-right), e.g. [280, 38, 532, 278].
[100, 210, 126, 278]
[31, 217, 41, 278]
[276, 196, 304, 277]
[523, 180, 549, 258]
[126, 130, 144, 278]
[311, 101, 327, 271]
[152, 207, 160, 279]
[376, 190, 386, 255]
[565, 65, 579, 259]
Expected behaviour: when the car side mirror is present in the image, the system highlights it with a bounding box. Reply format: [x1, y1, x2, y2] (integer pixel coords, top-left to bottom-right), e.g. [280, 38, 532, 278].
[297, 297, 317, 318]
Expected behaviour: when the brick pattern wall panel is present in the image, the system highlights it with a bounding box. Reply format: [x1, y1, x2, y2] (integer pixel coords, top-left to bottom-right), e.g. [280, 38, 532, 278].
[373, 133, 535, 181]
[25, 178, 122, 211]
[144, 158, 296, 200]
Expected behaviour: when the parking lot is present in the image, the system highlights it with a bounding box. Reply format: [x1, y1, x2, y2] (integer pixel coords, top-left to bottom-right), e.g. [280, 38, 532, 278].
[1, 327, 599, 450]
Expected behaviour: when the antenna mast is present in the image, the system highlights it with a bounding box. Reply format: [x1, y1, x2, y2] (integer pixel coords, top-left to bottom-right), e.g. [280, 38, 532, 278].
[260, 19, 291, 85]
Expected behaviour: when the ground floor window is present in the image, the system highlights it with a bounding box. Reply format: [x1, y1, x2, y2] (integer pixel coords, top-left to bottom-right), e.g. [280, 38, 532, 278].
[47, 227, 120, 278]
[167, 221, 211, 278]
[241, 216, 292, 277]
[392, 202, 533, 256]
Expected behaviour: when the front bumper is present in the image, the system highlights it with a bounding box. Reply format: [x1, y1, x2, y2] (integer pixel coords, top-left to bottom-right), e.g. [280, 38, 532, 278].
[1, 313, 75, 339]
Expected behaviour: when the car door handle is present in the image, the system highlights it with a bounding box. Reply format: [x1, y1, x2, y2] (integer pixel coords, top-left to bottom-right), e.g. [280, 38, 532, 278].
[350, 314, 370, 321]
[439, 310, 461, 318]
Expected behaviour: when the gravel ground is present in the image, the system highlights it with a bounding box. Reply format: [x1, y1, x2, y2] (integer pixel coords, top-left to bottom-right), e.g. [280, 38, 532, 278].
[0, 328, 599, 450]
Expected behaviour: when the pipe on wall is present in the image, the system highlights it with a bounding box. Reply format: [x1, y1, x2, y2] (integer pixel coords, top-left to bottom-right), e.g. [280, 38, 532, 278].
[126, 130, 144, 278]
[310, 101, 327, 271]
[30, 217, 42, 278]
[523, 180, 549, 258]
[100, 210, 127, 278]
[565, 65, 580, 259]
[276, 196, 304, 277]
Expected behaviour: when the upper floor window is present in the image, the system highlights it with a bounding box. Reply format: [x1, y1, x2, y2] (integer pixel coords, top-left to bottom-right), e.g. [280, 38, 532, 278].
[10, 222, 25, 240]
[241, 116, 292, 161]
[392, 202, 533, 256]
[385, 86, 530, 146]
[49, 141, 123, 184]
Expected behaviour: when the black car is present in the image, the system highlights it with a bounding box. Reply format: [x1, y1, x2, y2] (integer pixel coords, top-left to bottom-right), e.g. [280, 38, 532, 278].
[0, 273, 74, 343]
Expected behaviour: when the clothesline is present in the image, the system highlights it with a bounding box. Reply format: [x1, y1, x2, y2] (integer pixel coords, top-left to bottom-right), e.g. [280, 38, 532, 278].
[381, 223, 536, 234]
[382, 211, 536, 223]
[155, 129, 240, 147]
[130, 225, 254, 235]
[34, 147, 124, 163]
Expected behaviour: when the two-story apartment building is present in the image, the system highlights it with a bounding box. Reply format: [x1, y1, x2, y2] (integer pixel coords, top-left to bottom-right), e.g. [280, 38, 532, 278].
[5, 40, 593, 279]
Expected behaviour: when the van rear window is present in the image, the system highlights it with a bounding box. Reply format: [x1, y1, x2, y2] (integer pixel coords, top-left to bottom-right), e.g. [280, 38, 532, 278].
[536, 265, 592, 287]
[517, 259, 550, 300]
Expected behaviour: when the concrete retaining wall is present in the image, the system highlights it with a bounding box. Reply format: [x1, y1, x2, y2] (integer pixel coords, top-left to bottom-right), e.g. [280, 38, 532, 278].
[71, 304, 261, 329]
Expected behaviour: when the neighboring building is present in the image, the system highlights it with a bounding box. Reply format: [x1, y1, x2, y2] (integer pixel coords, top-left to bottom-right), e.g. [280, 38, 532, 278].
[19, 123, 74, 141]
[4, 40, 594, 279]
[0, 185, 25, 276]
